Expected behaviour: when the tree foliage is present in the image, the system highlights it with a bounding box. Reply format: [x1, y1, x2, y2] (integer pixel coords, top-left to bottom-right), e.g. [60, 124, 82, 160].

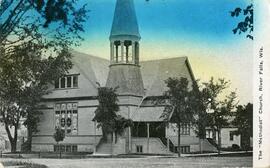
[93, 87, 133, 141]
[161, 77, 199, 157]
[0, 0, 87, 152]
[162, 77, 198, 124]
[232, 103, 253, 150]
[53, 128, 65, 143]
[231, 4, 253, 40]
[0, 0, 88, 49]
[201, 77, 238, 154]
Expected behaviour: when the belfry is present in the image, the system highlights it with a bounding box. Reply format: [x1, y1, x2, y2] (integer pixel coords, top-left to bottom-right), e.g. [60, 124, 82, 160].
[106, 0, 144, 96]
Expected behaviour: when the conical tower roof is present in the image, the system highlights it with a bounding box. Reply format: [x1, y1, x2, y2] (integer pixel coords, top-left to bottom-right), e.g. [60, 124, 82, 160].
[110, 0, 140, 40]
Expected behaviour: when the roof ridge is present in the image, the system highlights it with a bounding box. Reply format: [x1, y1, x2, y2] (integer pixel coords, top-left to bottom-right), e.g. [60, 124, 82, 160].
[141, 56, 188, 62]
[71, 50, 109, 61]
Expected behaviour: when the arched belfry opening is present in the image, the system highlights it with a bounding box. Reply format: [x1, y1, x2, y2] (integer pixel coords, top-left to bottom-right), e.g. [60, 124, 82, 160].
[110, 40, 139, 64]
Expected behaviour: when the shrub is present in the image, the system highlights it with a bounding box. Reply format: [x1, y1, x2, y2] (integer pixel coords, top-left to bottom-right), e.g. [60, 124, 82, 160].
[232, 144, 240, 151]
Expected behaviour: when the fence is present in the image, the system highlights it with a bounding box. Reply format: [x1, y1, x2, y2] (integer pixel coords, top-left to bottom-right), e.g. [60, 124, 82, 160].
[0, 151, 92, 159]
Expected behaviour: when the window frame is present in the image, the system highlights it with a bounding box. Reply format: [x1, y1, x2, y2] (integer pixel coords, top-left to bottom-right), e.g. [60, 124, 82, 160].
[180, 123, 190, 135]
[229, 131, 234, 141]
[55, 103, 78, 136]
[54, 144, 78, 153]
[54, 74, 79, 90]
[180, 146, 190, 154]
[136, 145, 143, 153]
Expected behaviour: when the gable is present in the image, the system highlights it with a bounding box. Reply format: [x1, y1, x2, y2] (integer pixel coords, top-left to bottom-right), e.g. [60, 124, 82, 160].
[43, 51, 110, 99]
[140, 57, 195, 97]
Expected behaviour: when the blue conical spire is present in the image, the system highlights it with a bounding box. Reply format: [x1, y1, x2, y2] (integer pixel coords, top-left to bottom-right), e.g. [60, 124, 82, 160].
[110, 0, 140, 40]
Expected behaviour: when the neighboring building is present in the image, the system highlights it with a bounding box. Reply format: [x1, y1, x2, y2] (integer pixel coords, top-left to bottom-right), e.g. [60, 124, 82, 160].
[206, 127, 241, 148]
[32, 0, 216, 154]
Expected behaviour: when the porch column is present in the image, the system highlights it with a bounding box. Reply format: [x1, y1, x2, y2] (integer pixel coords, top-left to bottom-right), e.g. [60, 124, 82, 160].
[94, 120, 97, 153]
[147, 123, 150, 153]
[128, 127, 131, 153]
[167, 137, 170, 152]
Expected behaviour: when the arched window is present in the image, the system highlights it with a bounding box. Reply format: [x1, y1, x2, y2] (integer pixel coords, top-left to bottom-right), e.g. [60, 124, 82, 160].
[124, 40, 132, 63]
[114, 41, 121, 63]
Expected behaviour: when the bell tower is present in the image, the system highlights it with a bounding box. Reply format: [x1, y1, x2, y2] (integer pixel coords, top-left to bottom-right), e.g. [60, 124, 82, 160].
[106, 0, 144, 96]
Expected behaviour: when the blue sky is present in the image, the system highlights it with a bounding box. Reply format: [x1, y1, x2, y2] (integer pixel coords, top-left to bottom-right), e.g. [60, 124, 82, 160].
[75, 0, 253, 104]
[81, 0, 250, 48]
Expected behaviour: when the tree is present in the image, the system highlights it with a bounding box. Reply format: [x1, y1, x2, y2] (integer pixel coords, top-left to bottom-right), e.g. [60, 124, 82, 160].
[93, 86, 133, 154]
[53, 128, 65, 154]
[202, 78, 238, 154]
[0, 0, 87, 152]
[0, 46, 73, 152]
[54, 128, 65, 143]
[232, 103, 253, 151]
[161, 77, 198, 157]
[192, 84, 211, 153]
[0, 0, 87, 48]
[231, 4, 253, 40]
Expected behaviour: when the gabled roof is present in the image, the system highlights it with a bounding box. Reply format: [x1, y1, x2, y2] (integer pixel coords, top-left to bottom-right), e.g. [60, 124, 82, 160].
[141, 57, 195, 97]
[71, 51, 109, 87]
[110, 0, 140, 39]
[43, 51, 110, 99]
[43, 51, 195, 104]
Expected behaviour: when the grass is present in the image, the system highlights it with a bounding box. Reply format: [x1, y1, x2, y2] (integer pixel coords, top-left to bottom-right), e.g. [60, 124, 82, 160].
[1, 161, 48, 168]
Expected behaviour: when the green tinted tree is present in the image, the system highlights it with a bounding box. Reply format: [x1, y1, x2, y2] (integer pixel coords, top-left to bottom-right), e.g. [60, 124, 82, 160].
[0, 0, 87, 152]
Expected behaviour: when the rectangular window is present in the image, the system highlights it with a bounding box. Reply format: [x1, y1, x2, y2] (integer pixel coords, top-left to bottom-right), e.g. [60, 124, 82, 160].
[54, 145, 60, 152]
[60, 77, 66, 88]
[60, 145, 65, 152]
[136, 145, 143, 153]
[180, 123, 190, 135]
[72, 145, 78, 152]
[55, 103, 78, 135]
[181, 146, 190, 154]
[230, 131, 234, 141]
[54, 145, 78, 153]
[67, 76, 72, 88]
[73, 76, 78, 88]
[66, 145, 72, 152]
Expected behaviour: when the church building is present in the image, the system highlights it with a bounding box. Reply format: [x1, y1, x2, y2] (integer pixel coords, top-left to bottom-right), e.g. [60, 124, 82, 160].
[32, 0, 216, 154]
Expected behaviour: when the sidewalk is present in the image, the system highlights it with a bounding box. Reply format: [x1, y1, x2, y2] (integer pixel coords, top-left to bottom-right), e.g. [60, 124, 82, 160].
[178, 151, 253, 157]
